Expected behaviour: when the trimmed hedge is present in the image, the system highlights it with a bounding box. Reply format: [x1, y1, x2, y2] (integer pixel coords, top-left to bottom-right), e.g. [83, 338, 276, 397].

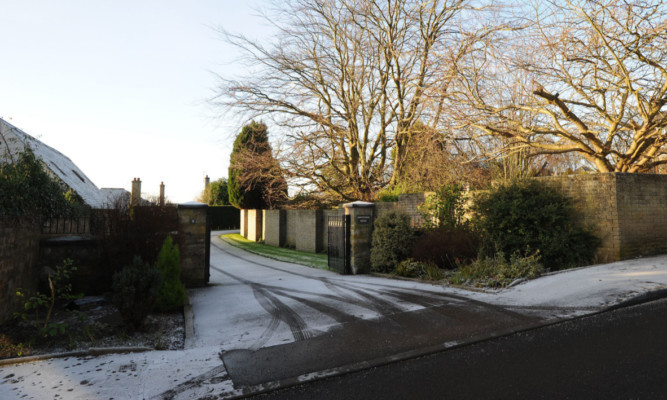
[208, 206, 240, 230]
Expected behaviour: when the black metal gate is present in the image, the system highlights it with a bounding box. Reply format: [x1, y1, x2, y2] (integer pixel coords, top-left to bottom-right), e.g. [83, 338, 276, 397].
[327, 214, 350, 274]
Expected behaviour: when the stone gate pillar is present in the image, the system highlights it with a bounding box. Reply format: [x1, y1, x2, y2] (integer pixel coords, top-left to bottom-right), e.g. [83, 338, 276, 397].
[343, 201, 374, 274]
[178, 201, 210, 287]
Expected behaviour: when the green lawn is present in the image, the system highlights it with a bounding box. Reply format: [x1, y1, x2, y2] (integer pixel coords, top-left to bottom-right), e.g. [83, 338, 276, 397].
[220, 233, 330, 271]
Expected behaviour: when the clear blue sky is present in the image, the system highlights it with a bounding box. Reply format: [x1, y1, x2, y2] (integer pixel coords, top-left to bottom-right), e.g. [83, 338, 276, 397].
[0, 0, 270, 203]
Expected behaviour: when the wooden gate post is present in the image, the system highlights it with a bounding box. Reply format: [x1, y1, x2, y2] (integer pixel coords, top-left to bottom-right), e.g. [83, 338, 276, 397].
[343, 201, 374, 274]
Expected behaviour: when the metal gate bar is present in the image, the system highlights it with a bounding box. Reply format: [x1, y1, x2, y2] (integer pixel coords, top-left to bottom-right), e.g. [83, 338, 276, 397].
[327, 214, 350, 274]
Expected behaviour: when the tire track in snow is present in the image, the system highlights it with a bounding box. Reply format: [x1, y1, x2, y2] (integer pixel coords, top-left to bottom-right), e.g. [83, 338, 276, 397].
[213, 266, 313, 345]
[251, 285, 313, 342]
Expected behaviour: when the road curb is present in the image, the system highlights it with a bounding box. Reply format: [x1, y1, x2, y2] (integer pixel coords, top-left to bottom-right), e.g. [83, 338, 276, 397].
[0, 346, 153, 367]
[184, 294, 195, 349]
[603, 288, 667, 312]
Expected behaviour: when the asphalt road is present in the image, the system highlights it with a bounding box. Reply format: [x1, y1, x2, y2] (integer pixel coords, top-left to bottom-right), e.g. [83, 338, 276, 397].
[250, 298, 667, 400]
[205, 238, 548, 387]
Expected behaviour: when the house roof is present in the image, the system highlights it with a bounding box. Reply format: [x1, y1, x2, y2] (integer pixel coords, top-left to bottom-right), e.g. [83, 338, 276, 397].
[0, 118, 106, 208]
[99, 188, 130, 207]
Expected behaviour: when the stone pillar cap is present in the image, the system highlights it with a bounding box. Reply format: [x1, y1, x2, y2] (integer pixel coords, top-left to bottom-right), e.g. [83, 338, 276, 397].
[343, 201, 374, 208]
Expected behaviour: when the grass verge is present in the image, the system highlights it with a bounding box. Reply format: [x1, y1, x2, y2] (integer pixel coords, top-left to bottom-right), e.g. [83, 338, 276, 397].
[220, 234, 330, 271]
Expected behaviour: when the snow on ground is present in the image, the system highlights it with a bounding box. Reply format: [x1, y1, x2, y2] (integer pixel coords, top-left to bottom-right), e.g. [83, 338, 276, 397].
[2, 232, 667, 399]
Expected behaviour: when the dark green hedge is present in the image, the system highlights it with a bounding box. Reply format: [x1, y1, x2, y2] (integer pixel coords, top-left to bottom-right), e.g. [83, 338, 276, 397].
[208, 206, 240, 230]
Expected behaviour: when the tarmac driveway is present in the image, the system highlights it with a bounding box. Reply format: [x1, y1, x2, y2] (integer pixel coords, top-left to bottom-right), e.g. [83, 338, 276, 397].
[194, 235, 544, 388]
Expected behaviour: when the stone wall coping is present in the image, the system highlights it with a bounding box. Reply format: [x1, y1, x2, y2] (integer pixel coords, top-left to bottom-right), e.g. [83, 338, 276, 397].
[343, 201, 374, 208]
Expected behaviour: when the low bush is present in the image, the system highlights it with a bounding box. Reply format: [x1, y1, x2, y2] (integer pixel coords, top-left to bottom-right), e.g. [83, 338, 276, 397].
[395, 259, 443, 281]
[155, 237, 185, 313]
[15, 258, 81, 339]
[411, 227, 479, 269]
[111, 256, 162, 331]
[471, 179, 599, 270]
[370, 212, 415, 273]
[450, 251, 544, 288]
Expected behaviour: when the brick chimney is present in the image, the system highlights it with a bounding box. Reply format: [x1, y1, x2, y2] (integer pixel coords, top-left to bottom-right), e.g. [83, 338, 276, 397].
[131, 178, 142, 206]
[204, 175, 210, 190]
[159, 182, 165, 206]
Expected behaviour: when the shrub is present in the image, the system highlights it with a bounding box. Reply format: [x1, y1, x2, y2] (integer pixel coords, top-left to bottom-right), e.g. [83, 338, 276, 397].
[15, 258, 81, 338]
[471, 179, 599, 270]
[411, 227, 479, 269]
[395, 259, 443, 281]
[155, 237, 186, 313]
[419, 183, 467, 229]
[451, 251, 544, 288]
[111, 256, 162, 331]
[370, 212, 415, 273]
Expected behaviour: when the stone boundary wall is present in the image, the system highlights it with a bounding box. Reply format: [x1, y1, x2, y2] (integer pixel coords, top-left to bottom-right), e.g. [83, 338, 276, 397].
[243, 175, 667, 264]
[2, 204, 211, 323]
[255, 209, 334, 253]
[294, 210, 323, 253]
[615, 174, 667, 258]
[285, 210, 299, 248]
[538, 173, 667, 262]
[247, 209, 262, 242]
[0, 218, 41, 324]
[374, 193, 430, 227]
[263, 210, 285, 247]
[538, 174, 619, 262]
[244, 195, 429, 255]
[240, 209, 248, 238]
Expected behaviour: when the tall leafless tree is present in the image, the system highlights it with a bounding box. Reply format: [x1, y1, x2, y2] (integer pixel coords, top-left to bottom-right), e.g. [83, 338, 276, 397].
[452, 0, 667, 173]
[214, 0, 487, 201]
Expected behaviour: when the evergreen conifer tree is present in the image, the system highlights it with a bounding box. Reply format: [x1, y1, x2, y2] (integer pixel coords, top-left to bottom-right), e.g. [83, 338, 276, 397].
[228, 121, 286, 209]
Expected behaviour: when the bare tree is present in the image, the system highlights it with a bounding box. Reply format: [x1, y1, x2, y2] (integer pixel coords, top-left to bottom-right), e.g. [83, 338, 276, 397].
[453, 0, 667, 173]
[391, 121, 490, 191]
[214, 0, 482, 201]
